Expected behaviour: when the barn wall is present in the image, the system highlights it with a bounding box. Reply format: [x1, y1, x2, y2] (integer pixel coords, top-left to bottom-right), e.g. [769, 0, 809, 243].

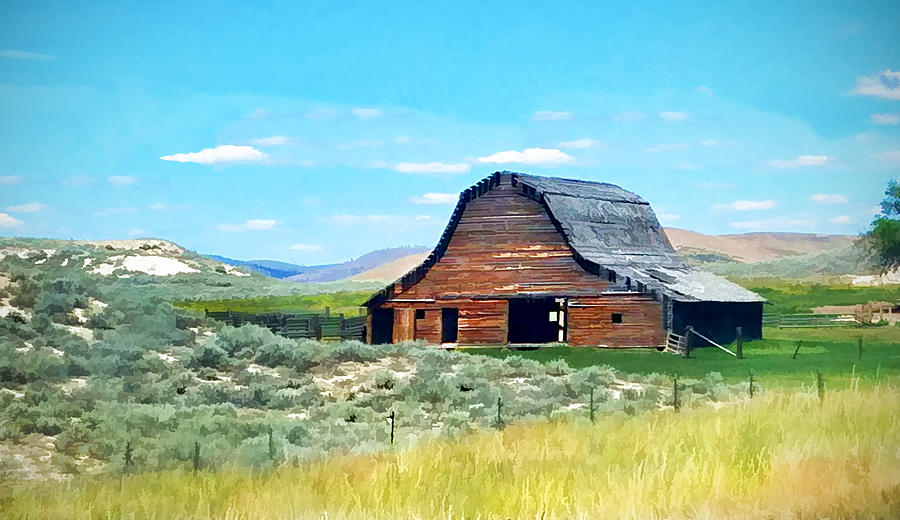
[392, 308, 415, 343]
[390, 175, 611, 300]
[672, 301, 763, 345]
[567, 295, 665, 347]
[382, 299, 508, 345]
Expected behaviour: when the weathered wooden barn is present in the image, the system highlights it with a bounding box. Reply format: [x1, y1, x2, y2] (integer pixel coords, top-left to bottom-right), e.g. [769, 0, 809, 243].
[364, 172, 764, 347]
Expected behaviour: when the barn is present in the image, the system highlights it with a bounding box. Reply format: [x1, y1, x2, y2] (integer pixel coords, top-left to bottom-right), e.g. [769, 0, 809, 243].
[364, 171, 764, 348]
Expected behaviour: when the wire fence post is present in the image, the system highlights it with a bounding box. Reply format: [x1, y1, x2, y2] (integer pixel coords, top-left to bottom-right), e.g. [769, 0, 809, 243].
[672, 375, 680, 412]
[736, 326, 743, 359]
[589, 386, 595, 424]
[193, 441, 200, 473]
[857, 335, 863, 360]
[816, 370, 825, 404]
[124, 441, 133, 474]
[496, 396, 504, 428]
[390, 410, 395, 445]
[748, 372, 754, 398]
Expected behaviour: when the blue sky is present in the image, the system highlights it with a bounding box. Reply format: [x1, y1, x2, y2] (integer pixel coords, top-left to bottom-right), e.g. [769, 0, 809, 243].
[1, 1, 899, 264]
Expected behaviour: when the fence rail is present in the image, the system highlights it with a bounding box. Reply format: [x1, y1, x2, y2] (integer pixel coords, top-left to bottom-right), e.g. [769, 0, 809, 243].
[205, 308, 367, 341]
[762, 313, 863, 328]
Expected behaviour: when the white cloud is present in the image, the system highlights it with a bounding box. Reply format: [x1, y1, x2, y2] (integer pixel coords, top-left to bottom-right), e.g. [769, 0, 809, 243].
[829, 215, 852, 224]
[659, 111, 689, 122]
[0, 49, 53, 60]
[92, 207, 138, 217]
[657, 212, 681, 223]
[0, 213, 23, 228]
[353, 108, 382, 119]
[251, 135, 291, 146]
[768, 155, 830, 168]
[160, 145, 268, 165]
[411, 192, 458, 204]
[305, 108, 338, 120]
[645, 143, 690, 153]
[149, 202, 190, 212]
[321, 214, 433, 226]
[0, 175, 21, 185]
[532, 111, 572, 121]
[810, 193, 848, 204]
[6, 202, 45, 213]
[730, 217, 816, 230]
[217, 219, 279, 232]
[870, 113, 899, 126]
[853, 70, 900, 100]
[477, 147, 575, 165]
[694, 85, 715, 96]
[337, 140, 383, 150]
[61, 176, 92, 186]
[876, 150, 900, 162]
[675, 162, 702, 171]
[393, 162, 471, 174]
[290, 243, 324, 252]
[714, 200, 776, 211]
[559, 138, 598, 149]
[108, 175, 137, 186]
[612, 112, 645, 123]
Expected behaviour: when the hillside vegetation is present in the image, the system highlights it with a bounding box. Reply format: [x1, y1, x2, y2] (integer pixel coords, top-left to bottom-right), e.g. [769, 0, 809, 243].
[5, 386, 898, 519]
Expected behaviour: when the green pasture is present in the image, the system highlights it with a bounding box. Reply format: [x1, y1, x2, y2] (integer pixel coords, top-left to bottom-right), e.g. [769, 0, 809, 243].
[174, 291, 373, 316]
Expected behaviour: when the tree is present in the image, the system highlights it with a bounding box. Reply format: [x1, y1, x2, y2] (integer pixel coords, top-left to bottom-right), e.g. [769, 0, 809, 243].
[864, 180, 900, 271]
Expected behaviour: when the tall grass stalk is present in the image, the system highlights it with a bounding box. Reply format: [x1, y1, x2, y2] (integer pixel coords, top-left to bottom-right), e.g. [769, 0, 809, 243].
[6, 387, 898, 519]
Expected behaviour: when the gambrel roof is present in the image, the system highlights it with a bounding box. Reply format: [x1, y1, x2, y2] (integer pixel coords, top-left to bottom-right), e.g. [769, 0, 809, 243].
[365, 171, 764, 306]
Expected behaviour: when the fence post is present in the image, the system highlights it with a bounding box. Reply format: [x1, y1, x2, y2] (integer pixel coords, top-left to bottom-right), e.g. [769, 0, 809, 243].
[268, 427, 275, 462]
[496, 396, 504, 428]
[736, 327, 743, 359]
[792, 340, 802, 360]
[857, 335, 863, 360]
[193, 441, 200, 473]
[672, 375, 680, 412]
[589, 387, 595, 424]
[124, 441, 133, 473]
[816, 370, 825, 404]
[684, 327, 693, 358]
[324, 306, 330, 319]
[748, 372, 754, 398]
[390, 410, 395, 445]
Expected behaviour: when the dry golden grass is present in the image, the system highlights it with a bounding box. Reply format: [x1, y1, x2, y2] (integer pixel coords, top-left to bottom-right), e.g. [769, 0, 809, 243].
[4, 387, 899, 519]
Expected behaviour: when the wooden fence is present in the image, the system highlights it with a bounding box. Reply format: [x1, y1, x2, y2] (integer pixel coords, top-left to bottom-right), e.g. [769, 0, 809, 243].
[762, 313, 863, 328]
[204, 308, 367, 341]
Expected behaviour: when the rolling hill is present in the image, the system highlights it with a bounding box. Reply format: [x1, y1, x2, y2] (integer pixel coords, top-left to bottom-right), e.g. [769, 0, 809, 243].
[206, 246, 429, 283]
[663, 228, 856, 263]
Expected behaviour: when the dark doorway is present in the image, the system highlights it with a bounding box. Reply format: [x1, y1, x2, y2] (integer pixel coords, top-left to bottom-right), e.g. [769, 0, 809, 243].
[508, 297, 559, 343]
[371, 308, 394, 344]
[441, 308, 458, 343]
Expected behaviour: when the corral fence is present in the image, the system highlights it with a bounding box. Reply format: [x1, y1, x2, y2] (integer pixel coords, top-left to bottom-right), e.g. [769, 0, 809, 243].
[204, 307, 367, 341]
[762, 313, 863, 328]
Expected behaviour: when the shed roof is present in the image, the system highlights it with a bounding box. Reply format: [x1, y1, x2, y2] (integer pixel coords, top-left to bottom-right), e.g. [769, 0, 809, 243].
[364, 172, 764, 306]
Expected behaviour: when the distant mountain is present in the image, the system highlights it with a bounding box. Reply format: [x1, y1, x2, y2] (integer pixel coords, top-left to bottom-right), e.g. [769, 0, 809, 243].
[663, 228, 857, 264]
[204, 255, 309, 279]
[206, 246, 430, 283]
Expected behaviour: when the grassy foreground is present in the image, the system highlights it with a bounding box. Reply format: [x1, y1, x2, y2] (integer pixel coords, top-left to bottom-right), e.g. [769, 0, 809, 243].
[4, 386, 899, 519]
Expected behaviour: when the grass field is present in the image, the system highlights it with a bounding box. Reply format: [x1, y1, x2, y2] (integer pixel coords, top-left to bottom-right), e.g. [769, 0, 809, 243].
[468, 325, 900, 389]
[174, 291, 372, 316]
[4, 386, 898, 519]
[744, 282, 899, 314]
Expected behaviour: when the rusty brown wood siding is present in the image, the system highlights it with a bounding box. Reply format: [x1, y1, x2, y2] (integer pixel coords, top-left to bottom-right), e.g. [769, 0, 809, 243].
[390, 179, 610, 300]
[392, 308, 415, 343]
[365, 312, 373, 344]
[382, 299, 508, 345]
[567, 295, 665, 347]
[414, 309, 442, 343]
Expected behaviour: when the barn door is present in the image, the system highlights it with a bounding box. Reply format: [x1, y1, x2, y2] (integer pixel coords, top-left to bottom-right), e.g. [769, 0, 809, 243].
[441, 308, 458, 343]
